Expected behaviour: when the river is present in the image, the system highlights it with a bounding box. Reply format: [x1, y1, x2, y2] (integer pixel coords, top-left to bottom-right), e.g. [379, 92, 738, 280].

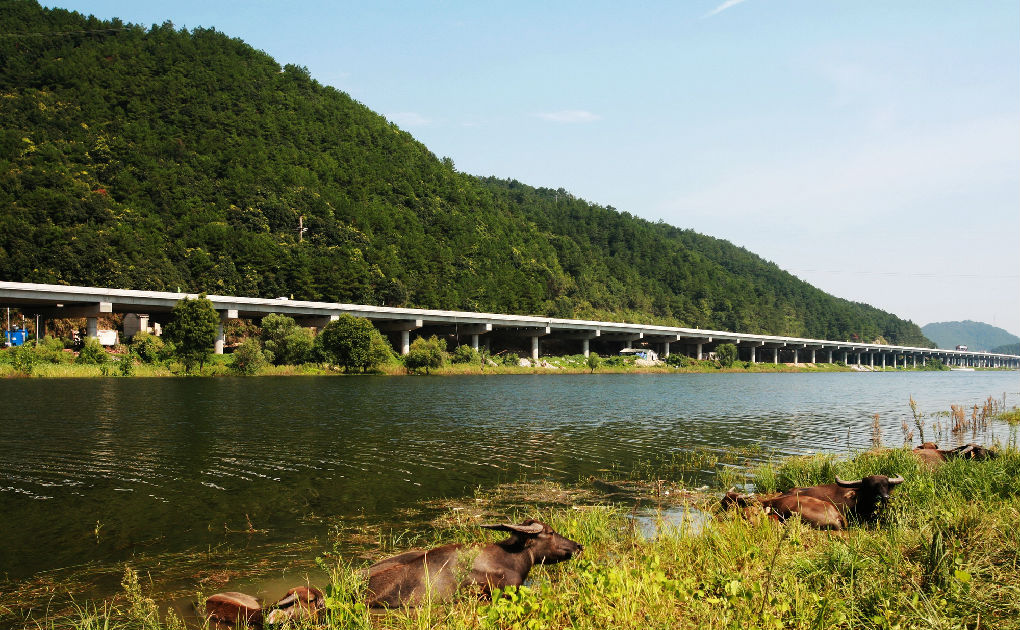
[1, 371, 1017, 616]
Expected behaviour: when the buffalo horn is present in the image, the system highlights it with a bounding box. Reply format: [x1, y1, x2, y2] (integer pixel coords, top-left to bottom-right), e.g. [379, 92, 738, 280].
[481, 522, 544, 534]
[888, 474, 904, 485]
[834, 476, 862, 488]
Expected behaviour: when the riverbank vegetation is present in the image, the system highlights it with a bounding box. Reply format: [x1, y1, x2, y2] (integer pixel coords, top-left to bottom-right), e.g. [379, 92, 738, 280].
[4, 337, 960, 378]
[36, 441, 1019, 630]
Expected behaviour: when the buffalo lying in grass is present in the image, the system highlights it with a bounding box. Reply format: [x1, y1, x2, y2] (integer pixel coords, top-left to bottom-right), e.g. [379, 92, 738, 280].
[722, 491, 846, 530]
[366, 519, 582, 608]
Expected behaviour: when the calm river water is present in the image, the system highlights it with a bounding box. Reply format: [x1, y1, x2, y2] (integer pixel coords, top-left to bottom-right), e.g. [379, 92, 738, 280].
[1, 371, 1017, 607]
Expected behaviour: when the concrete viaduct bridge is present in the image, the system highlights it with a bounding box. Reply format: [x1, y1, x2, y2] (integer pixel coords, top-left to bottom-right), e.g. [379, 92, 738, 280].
[1, 281, 1018, 369]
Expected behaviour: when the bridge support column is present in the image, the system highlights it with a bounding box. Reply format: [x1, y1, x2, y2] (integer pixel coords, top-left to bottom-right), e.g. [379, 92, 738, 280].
[882, 354, 886, 369]
[791, 348, 798, 364]
[828, 349, 833, 363]
[869, 353, 874, 368]
[376, 319, 423, 356]
[214, 309, 237, 355]
[662, 341, 670, 358]
[471, 334, 479, 351]
[530, 335, 540, 361]
[750, 345, 756, 363]
[773, 348, 778, 364]
[912, 355, 917, 368]
[86, 317, 98, 339]
[856, 353, 861, 366]
[811, 348, 816, 363]
[697, 343, 703, 360]
[582, 338, 590, 358]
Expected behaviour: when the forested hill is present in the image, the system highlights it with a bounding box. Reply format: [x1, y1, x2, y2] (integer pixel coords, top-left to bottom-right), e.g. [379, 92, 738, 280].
[0, 1, 933, 346]
[921, 321, 1020, 351]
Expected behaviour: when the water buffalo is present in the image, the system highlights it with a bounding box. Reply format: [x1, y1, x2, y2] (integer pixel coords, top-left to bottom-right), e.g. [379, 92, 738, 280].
[786, 474, 903, 523]
[366, 519, 582, 608]
[205, 592, 262, 626]
[721, 491, 846, 530]
[913, 442, 996, 465]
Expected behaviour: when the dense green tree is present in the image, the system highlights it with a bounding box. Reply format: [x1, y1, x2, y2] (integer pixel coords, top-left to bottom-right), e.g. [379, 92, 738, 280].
[316, 314, 375, 372]
[586, 352, 602, 373]
[259, 313, 313, 365]
[451, 344, 481, 365]
[716, 343, 738, 367]
[404, 336, 446, 374]
[164, 294, 219, 372]
[230, 338, 268, 375]
[75, 337, 108, 365]
[131, 332, 167, 364]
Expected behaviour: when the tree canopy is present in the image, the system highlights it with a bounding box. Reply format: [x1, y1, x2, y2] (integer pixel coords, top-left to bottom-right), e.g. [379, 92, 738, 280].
[164, 294, 218, 372]
[0, 1, 933, 347]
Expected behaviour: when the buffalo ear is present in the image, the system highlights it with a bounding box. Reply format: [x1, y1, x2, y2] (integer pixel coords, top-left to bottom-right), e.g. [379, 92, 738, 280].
[835, 477, 862, 488]
[887, 475, 904, 485]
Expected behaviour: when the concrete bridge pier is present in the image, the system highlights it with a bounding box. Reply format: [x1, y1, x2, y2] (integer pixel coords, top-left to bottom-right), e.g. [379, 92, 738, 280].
[375, 319, 423, 355]
[828, 349, 833, 363]
[773, 347, 779, 364]
[743, 341, 764, 364]
[882, 353, 886, 369]
[214, 309, 238, 354]
[869, 353, 874, 368]
[810, 348, 816, 363]
[87, 316, 98, 339]
[518, 326, 551, 361]
[458, 324, 491, 352]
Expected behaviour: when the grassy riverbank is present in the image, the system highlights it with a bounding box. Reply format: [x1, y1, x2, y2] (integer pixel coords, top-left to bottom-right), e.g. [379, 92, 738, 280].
[3, 348, 974, 378]
[44, 443, 1020, 630]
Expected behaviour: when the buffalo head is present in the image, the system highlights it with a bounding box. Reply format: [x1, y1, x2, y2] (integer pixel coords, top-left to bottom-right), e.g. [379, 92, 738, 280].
[481, 519, 582, 565]
[835, 474, 904, 502]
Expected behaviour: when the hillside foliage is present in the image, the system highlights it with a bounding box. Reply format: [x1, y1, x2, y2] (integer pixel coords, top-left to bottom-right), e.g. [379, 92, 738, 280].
[921, 321, 1019, 351]
[0, 1, 932, 346]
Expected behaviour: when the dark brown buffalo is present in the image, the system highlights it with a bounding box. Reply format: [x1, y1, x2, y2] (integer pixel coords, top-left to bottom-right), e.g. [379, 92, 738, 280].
[913, 442, 996, 466]
[366, 520, 582, 608]
[721, 491, 846, 530]
[912, 445, 947, 465]
[786, 474, 904, 523]
[205, 592, 262, 626]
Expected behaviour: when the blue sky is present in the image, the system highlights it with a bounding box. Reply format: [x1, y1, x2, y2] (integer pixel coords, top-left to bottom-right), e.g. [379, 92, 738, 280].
[46, 1, 1020, 336]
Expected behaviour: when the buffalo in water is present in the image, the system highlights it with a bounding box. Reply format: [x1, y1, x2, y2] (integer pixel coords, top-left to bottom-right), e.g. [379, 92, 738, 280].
[913, 442, 997, 465]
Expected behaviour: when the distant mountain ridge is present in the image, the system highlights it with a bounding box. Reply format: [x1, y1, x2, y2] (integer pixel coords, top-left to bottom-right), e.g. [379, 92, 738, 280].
[921, 321, 1020, 351]
[0, 1, 933, 347]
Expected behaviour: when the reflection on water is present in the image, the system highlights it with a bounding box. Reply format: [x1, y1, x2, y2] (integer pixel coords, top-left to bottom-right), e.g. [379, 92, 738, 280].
[1, 372, 1017, 585]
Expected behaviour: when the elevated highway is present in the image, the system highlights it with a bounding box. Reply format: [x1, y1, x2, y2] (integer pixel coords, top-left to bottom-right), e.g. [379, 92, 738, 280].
[1, 281, 1017, 368]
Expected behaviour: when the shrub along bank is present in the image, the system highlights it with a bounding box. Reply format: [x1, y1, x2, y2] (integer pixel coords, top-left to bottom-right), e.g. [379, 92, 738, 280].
[46, 443, 1020, 630]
